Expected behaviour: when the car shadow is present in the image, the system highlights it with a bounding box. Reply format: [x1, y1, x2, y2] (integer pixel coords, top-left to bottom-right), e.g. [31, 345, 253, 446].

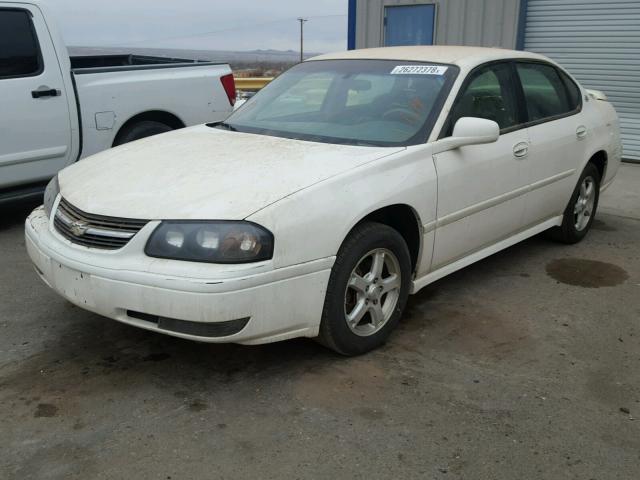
[0, 199, 41, 232]
[5, 234, 554, 388]
[3, 302, 337, 393]
[2, 224, 586, 400]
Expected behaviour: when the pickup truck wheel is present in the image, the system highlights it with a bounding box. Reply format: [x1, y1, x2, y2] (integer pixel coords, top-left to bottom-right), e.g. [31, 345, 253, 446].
[113, 121, 173, 146]
[318, 222, 411, 356]
[548, 163, 601, 244]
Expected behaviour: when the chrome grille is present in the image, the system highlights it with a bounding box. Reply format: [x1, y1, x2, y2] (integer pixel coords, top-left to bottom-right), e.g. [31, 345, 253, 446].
[54, 198, 148, 250]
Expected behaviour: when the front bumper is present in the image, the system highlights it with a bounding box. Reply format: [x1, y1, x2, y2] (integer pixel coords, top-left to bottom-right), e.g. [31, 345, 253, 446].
[25, 207, 333, 344]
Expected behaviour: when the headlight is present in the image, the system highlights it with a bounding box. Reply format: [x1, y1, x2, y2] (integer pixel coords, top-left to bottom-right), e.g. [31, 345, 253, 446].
[43, 175, 60, 218]
[145, 221, 274, 264]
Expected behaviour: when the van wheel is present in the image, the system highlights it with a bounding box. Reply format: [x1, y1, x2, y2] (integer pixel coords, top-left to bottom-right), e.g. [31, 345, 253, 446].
[318, 222, 411, 356]
[548, 163, 600, 244]
[113, 121, 173, 146]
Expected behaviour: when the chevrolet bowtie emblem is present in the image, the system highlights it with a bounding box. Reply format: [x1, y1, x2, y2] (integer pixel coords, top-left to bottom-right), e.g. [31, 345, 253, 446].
[70, 220, 89, 237]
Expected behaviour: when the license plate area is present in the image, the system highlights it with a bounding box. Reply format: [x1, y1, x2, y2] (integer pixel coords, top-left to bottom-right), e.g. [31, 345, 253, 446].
[51, 262, 95, 307]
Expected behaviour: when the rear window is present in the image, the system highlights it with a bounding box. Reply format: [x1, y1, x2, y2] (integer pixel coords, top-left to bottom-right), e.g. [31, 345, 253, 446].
[0, 9, 42, 79]
[516, 63, 573, 122]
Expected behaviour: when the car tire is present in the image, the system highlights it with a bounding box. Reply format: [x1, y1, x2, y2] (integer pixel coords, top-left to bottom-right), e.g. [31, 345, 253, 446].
[548, 162, 601, 244]
[317, 222, 411, 356]
[113, 121, 173, 146]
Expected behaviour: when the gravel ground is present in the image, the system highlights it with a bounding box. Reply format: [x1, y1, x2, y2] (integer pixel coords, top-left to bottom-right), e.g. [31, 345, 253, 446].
[1, 164, 639, 480]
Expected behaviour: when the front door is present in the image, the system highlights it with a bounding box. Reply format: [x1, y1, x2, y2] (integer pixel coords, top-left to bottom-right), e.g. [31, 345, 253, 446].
[431, 62, 529, 270]
[0, 6, 72, 188]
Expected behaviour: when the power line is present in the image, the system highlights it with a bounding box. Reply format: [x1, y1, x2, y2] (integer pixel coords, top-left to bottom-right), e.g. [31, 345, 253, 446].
[107, 14, 346, 47]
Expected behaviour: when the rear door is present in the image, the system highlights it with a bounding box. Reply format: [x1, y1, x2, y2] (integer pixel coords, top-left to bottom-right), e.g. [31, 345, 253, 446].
[515, 61, 588, 225]
[0, 5, 72, 189]
[431, 62, 529, 270]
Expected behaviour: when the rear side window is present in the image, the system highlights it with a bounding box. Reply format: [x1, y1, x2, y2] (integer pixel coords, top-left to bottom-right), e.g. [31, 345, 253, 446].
[516, 63, 573, 122]
[559, 69, 582, 111]
[0, 9, 42, 79]
[449, 62, 519, 131]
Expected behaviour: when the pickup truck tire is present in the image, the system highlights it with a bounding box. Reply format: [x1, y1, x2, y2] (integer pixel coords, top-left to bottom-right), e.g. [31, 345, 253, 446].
[113, 121, 173, 146]
[317, 222, 411, 356]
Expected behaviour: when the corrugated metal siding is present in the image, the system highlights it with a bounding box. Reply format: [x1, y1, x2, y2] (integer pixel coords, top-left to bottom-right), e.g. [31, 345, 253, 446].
[436, 0, 519, 47]
[355, 0, 520, 50]
[524, 0, 640, 160]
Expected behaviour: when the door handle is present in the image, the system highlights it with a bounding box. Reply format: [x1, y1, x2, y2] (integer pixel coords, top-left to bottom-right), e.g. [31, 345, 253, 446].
[32, 87, 61, 99]
[576, 125, 587, 139]
[513, 142, 529, 158]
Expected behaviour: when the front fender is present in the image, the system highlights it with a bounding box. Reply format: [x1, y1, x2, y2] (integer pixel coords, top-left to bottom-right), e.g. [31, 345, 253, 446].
[247, 144, 438, 277]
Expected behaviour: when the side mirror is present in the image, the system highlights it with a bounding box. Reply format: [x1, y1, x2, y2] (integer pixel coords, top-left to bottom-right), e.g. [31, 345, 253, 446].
[433, 117, 500, 154]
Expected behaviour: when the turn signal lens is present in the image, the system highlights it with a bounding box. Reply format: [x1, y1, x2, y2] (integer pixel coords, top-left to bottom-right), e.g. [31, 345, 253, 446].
[43, 175, 60, 218]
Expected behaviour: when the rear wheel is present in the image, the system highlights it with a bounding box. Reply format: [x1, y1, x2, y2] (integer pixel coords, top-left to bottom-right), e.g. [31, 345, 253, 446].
[318, 222, 411, 356]
[113, 121, 173, 146]
[548, 163, 600, 244]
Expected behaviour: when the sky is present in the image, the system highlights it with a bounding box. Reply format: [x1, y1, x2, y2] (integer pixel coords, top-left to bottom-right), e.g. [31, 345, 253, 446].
[46, 0, 348, 53]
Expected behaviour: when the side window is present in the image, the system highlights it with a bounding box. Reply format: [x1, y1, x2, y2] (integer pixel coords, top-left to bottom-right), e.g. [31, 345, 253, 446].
[558, 69, 582, 111]
[0, 9, 42, 79]
[449, 63, 518, 132]
[516, 63, 573, 122]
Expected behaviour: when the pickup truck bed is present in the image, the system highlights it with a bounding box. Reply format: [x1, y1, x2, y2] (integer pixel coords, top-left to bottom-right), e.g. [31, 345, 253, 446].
[69, 54, 221, 71]
[70, 58, 234, 159]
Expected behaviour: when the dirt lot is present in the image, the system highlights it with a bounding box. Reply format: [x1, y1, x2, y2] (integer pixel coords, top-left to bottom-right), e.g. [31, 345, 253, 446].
[1, 164, 639, 480]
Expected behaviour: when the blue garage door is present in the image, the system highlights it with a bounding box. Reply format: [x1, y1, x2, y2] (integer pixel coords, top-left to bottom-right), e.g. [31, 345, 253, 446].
[384, 4, 436, 47]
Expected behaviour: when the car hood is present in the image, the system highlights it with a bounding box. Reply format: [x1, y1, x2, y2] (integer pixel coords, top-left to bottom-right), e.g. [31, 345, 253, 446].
[59, 125, 404, 220]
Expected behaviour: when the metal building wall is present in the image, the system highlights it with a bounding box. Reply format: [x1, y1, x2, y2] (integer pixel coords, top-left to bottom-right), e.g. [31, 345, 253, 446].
[523, 0, 640, 161]
[354, 0, 521, 49]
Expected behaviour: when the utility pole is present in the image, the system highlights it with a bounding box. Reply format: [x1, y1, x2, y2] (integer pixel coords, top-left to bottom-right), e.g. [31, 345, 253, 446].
[297, 17, 308, 63]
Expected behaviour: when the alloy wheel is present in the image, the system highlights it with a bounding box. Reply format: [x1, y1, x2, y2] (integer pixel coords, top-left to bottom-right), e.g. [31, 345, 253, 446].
[574, 175, 596, 231]
[344, 248, 402, 337]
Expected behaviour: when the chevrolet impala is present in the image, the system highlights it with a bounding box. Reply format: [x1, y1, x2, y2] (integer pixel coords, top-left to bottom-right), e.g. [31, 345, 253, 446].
[25, 46, 621, 355]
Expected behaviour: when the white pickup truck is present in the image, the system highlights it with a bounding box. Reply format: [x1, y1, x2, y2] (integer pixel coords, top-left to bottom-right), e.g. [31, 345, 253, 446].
[0, 0, 236, 203]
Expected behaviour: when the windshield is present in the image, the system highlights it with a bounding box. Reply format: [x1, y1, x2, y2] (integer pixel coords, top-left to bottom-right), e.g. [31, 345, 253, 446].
[219, 59, 459, 147]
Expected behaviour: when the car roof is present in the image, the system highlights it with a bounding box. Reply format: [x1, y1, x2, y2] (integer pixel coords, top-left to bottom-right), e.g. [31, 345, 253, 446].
[309, 46, 549, 70]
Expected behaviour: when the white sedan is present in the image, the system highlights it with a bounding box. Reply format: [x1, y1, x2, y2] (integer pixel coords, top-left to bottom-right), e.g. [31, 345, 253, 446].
[26, 46, 621, 355]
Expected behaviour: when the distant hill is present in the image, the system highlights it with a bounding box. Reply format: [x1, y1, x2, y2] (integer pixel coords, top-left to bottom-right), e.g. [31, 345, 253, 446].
[68, 46, 318, 69]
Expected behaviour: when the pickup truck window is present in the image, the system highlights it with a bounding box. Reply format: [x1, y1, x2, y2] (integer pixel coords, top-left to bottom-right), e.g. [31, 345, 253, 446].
[0, 9, 42, 79]
[223, 59, 458, 147]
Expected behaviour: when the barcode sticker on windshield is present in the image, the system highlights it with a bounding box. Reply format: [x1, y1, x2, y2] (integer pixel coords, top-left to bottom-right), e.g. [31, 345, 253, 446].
[391, 65, 448, 75]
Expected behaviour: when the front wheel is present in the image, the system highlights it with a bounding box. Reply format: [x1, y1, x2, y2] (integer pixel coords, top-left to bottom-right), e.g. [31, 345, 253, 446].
[318, 222, 411, 356]
[548, 162, 601, 244]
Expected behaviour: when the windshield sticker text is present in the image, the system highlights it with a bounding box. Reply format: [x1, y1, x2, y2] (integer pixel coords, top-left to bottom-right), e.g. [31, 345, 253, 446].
[390, 65, 448, 75]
